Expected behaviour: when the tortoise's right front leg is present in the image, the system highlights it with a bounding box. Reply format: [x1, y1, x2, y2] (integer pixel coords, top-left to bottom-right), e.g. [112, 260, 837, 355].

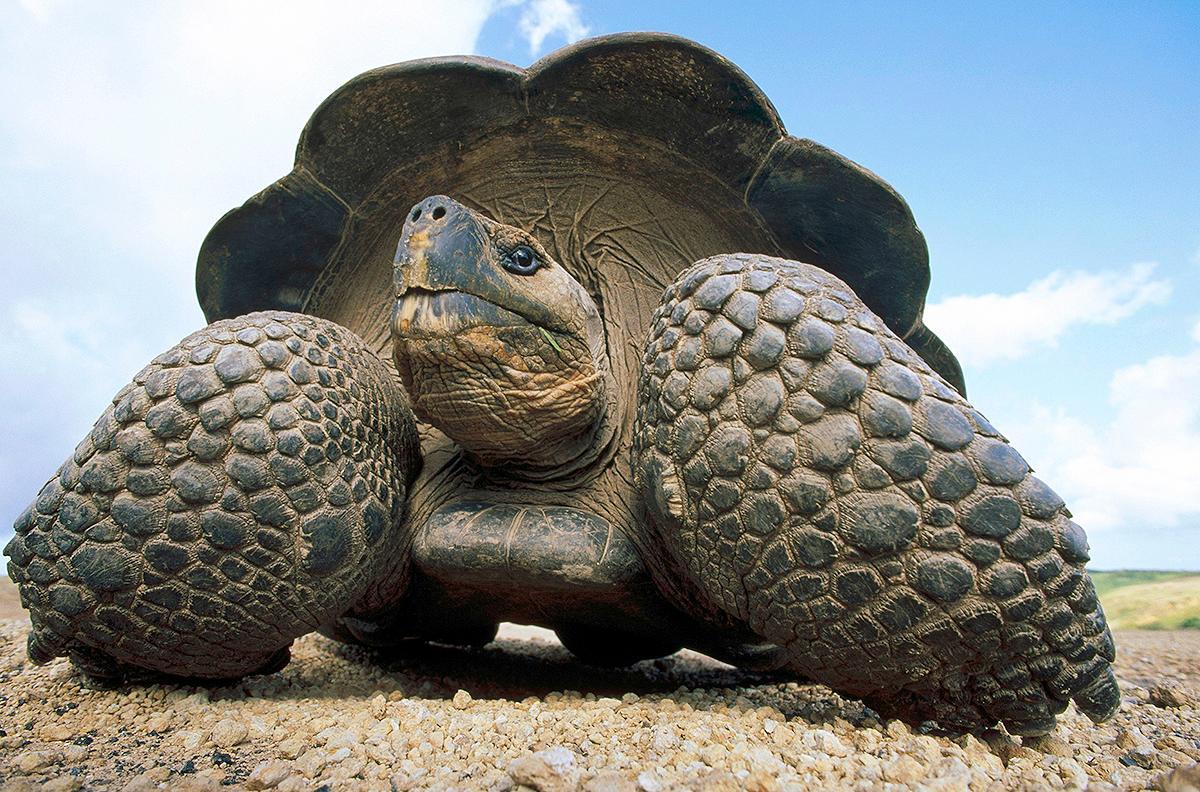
[635, 253, 1118, 736]
[4, 311, 421, 682]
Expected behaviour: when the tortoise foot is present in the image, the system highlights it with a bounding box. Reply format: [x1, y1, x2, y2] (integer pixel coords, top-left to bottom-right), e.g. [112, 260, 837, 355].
[4, 311, 420, 682]
[636, 253, 1119, 735]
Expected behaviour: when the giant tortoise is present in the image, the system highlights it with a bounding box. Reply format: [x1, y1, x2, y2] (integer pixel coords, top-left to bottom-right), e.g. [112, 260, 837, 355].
[5, 33, 1117, 735]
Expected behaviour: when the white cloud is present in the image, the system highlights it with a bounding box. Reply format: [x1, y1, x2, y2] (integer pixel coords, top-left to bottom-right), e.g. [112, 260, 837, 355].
[0, 1, 505, 535]
[1006, 324, 1200, 535]
[17, 0, 56, 22]
[925, 263, 1171, 367]
[0, 298, 155, 519]
[518, 0, 589, 54]
[2, 1, 498, 261]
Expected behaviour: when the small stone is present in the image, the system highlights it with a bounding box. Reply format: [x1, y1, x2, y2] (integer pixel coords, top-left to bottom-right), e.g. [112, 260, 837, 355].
[583, 771, 637, 792]
[43, 776, 83, 792]
[41, 724, 75, 741]
[1153, 762, 1200, 792]
[120, 773, 162, 792]
[1123, 747, 1157, 769]
[452, 689, 473, 709]
[507, 752, 574, 792]
[211, 719, 248, 748]
[243, 758, 292, 787]
[883, 755, 924, 784]
[694, 770, 740, 791]
[1026, 733, 1073, 757]
[1116, 726, 1150, 750]
[292, 750, 327, 779]
[636, 771, 663, 792]
[369, 694, 387, 718]
[180, 730, 205, 750]
[14, 750, 58, 773]
[1149, 683, 1194, 708]
[808, 728, 850, 756]
[276, 739, 305, 760]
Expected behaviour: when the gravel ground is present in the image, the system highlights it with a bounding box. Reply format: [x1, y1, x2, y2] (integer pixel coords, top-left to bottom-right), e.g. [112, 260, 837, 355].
[0, 580, 1196, 791]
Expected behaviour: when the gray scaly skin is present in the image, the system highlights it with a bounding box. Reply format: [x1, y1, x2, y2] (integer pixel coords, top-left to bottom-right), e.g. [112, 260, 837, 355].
[634, 253, 1119, 735]
[4, 312, 420, 681]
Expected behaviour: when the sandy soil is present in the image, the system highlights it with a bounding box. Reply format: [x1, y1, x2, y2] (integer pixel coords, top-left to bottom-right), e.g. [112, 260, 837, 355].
[0, 578, 1196, 791]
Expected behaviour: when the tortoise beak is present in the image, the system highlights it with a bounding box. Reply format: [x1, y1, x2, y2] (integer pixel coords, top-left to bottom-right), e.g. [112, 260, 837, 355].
[393, 195, 487, 296]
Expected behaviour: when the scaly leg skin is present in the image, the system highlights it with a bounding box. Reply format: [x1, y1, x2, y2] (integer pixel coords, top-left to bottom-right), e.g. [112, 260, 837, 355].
[4, 311, 420, 682]
[635, 253, 1118, 735]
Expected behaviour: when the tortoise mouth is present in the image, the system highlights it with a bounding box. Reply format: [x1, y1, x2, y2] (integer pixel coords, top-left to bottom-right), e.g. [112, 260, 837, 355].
[392, 288, 548, 339]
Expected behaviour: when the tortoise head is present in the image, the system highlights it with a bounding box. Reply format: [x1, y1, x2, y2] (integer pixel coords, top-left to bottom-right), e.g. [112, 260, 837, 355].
[391, 196, 615, 478]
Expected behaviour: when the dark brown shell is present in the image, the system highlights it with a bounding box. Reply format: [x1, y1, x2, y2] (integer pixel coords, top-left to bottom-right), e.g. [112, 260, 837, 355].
[195, 32, 964, 395]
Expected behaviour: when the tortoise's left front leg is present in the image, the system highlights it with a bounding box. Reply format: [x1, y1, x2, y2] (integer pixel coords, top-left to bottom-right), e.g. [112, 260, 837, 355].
[5, 311, 422, 682]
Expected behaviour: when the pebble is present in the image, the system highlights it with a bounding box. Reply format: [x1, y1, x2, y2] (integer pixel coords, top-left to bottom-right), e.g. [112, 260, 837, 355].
[1117, 725, 1153, 750]
[42, 776, 83, 792]
[1126, 745, 1158, 769]
[583, 771, 638, 792]
[39, 724, 75, 741]
[210, 718, 248, 748]
[635, 770, 662, 791]
[1026, 732, 1074, 757]
[245, 759, 293, 790]
[0, 613, 1197, 791]
[508, 752, 574, 792]
[13, 750, 57, 773]
[1154, 762, 1200, 791]
[1151, 683, 1195, 709]
[120, 769, 168, 792]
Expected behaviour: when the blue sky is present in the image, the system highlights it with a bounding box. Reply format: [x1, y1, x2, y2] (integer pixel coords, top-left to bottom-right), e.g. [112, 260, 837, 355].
[1, 1, 1197, 569]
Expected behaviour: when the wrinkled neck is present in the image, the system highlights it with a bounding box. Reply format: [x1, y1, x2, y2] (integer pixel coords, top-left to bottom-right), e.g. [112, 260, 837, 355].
[477, 363, 621, 486]
[394, 322, 620, 486]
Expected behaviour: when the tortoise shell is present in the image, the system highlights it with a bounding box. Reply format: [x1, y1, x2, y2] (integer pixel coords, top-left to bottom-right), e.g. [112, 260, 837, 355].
[195, 32, 964, 396]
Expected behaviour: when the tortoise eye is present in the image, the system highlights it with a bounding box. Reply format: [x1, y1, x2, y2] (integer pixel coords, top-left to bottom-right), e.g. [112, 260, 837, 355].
[504, 245, 540, 275]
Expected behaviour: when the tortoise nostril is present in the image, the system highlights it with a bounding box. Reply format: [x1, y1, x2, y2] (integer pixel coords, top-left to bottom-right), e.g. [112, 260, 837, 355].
[411, 208, 421, 221]
[431, 206, 446, 220]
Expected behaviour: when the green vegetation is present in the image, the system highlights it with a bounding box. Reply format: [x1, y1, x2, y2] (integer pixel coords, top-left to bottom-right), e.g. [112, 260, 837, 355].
[1090, 570, 1195, 598]
[1092, 571, 1200, 630]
